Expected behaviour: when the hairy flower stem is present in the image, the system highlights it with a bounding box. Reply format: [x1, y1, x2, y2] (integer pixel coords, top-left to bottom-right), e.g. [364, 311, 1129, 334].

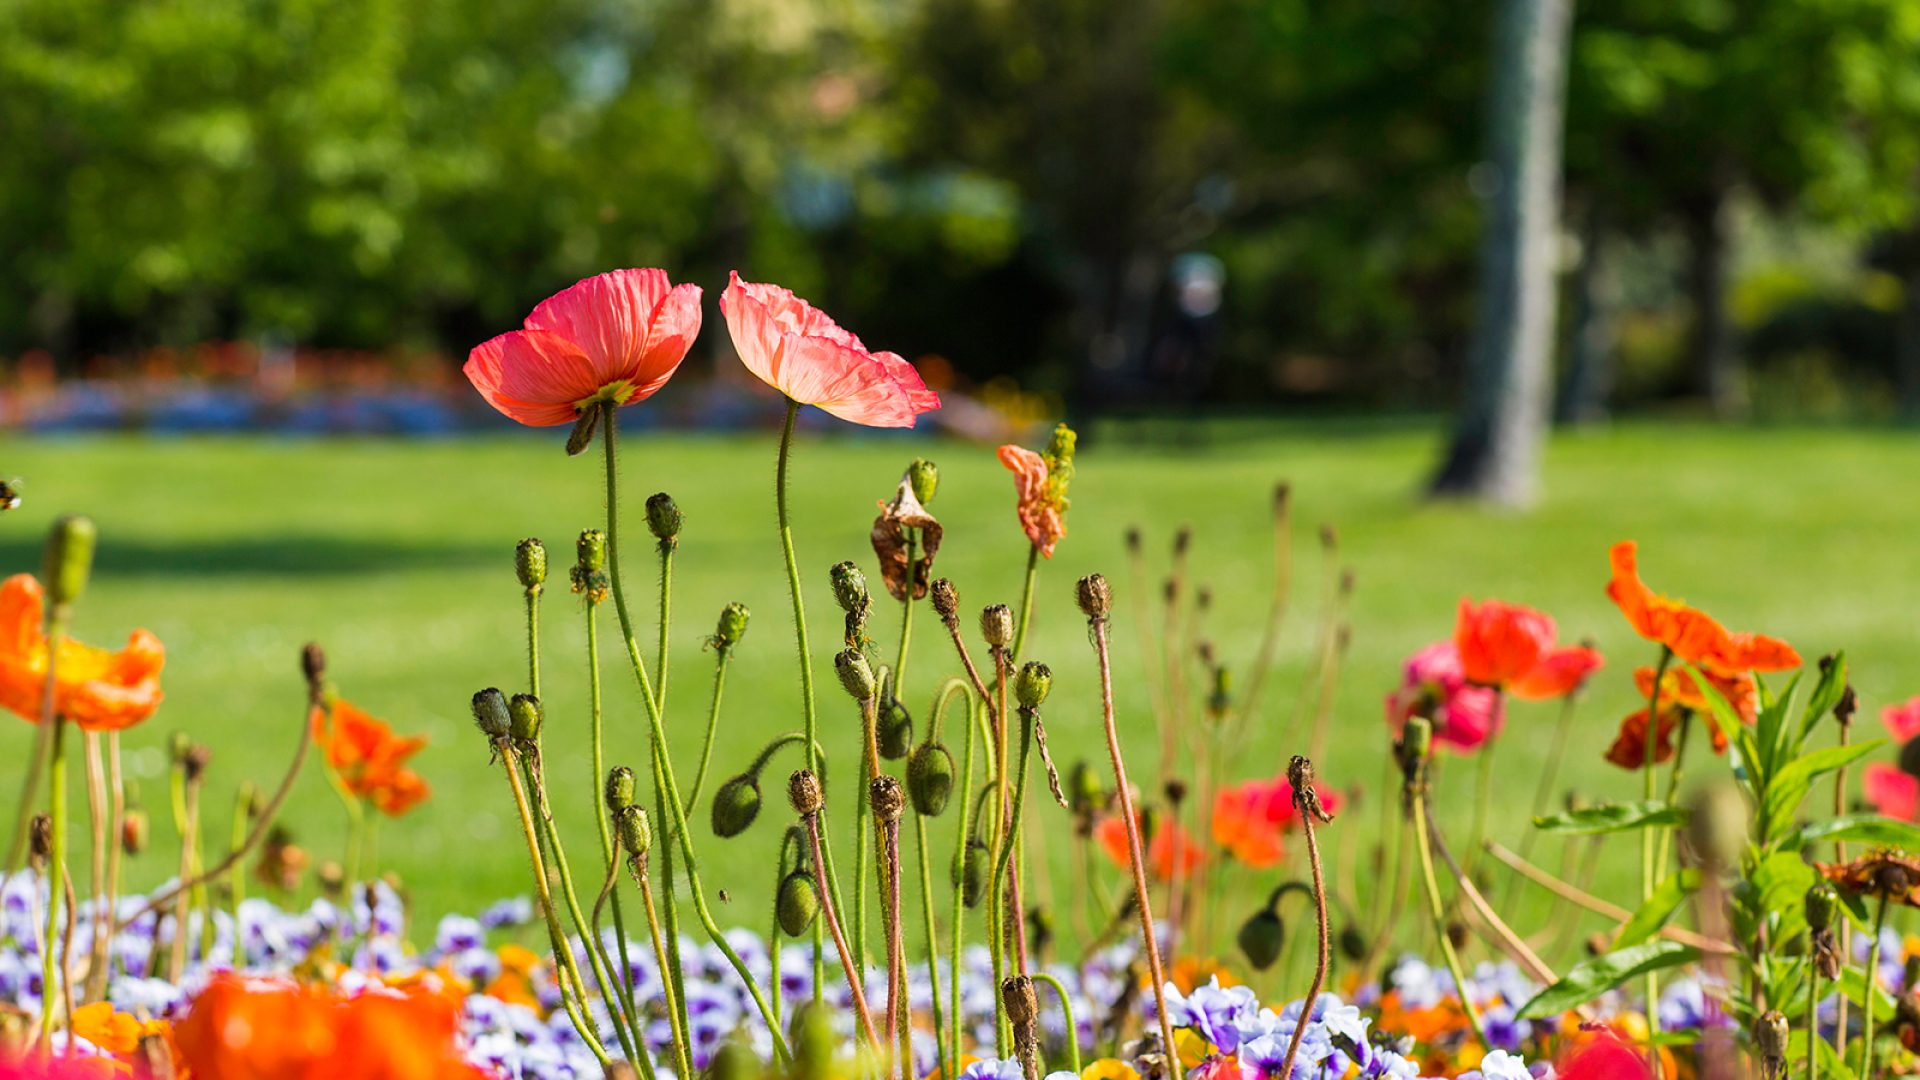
[1011, 545, 1040, 663]
[98, 735, 125, 993]
[585, 602, 644, 1050]
[1234, 488, 1293, 728]
[950, 694, 981, 1074]
[1410, 774, 1488, 1048]
[1088, 609, 1181, 1079]
[498, 745, 610, 1065]
[882, 815, 909, 1080]
[1642, 647, 1672, 1077]
[649, 539, 692, 1056]
[857, 696, 881, 983]
[1862, 894, 1891, 1079]
[602, 402, 789, 1061]
[801, 808, 882, 1049]
[1804, 936, 1819, 1080]
[1124, 538, 1172, 761]
[913, 813, 946, 1079]
[1033, 972, 1082, 1074]
[991, 709, 1038, 978]
[628, 856, 688, 1080]
[897, 529, 919, 683]
[41, 714, 68, 1037]
[1832, 711, 1853, 1058]
[82, 732, 109, 998]
[1275, 761, 1334, 1080]
[684, 646, 735, 814]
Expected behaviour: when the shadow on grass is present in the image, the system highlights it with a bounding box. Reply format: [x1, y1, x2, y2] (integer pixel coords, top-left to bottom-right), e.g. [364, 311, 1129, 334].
[0, 535, 501, 578]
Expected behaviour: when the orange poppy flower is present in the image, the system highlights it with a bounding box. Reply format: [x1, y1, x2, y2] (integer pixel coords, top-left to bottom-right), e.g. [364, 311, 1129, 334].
[1604, 706, 1685, 770]
[1605, 542, 1800, 677]
[0, 574, 164, 732]
[1095, 812, 1203, 880]
[997, 445, 1066, 558]
[313, 700, 430, 818]
[174, 974, 487, 1080]
[1453, 598, 1603, 699]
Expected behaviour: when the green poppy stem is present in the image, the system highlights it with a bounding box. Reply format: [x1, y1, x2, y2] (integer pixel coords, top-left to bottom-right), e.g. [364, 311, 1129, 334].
[40, 714, 66, 1038]
[1011, 545, 1040, 664]
[1411, 789, 1489, 1049]
[1862, 893, 1892, 1079]
[1642, 646, 1672, 1078]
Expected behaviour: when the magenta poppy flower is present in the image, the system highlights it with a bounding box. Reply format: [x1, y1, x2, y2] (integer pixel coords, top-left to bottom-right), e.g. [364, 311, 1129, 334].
[1385, 641, 1501, 754]
[719, 272, 940, 427]
[464, 269, 702, 426]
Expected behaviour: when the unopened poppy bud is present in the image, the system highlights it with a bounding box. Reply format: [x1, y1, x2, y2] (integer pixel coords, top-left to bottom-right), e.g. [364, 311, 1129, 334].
[29, 814, 51, 863]
[791, 1002, 836, 1080]
[869, 775, 904, 824]
[980, 604, 1014, 649]
[471, 688, 512, 740]
[121, 809, 149, 855]
[41, 514, 96, 610]
[712, 774, 763, 838]
[1069, 761, 1104, 816]
[645, 493, 682, 545]
[1076, 574, 1112, 620]
[1807, 883, 1837, 932]
[617, 806, 652, 858]
[908, 743, 955, 816]
[834, 648, 876, 702]
[1686, 780, 1747, 872]
[1002, 973, 1040, 1030]
[1124, 527, 1142, 555]
[605, 766, 636, 814]
[1237, 908, 1284, 971]
[876, 696, 913, 759]
[829, 561, 870, 614]
[573, 528, 607, 573]
[515, 538, 547, 592]
[787, 770, 824, 817]
[712, 602, 750, 650]
[1339, 925, 1368, 962]
[1173, 526, 1192, 557]
[959, 839, 990, 907]
[508, 694, 543, 743]
[1754, 1011, 1788, 1076]
[777, 870, 819, 937]
[930, 579, 960, 626]
[565, 406, 601, 456]
[908, 458, 939, 505]
[1399, 717, 1433, 777]
[300, 643, 327, 688]
[1014, 662, 1052, 711]
[1208, 667, 1231, 716]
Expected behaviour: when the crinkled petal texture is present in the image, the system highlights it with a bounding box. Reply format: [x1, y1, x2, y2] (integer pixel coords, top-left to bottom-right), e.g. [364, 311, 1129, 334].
[0, 575, 164, 732]
[464, 269, 701, 426]
[720, 272, 940, 427]
[997, 444, 1066, 557]
[1606, 541, 1800, 676]
[313, 699, 430, 819]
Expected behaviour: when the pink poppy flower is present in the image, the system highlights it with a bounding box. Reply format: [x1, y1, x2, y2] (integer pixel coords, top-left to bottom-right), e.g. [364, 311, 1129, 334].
[719, 272, 940, 427]
[1885, 696, 1920, 742]
[1385, 641, 1501, 754]
[1866, 763, 1919, 821]
[464, 269, 702, 426]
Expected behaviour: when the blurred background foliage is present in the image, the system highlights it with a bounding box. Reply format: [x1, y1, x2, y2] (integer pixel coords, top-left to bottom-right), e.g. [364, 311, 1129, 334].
[4, 0, 1920, 420]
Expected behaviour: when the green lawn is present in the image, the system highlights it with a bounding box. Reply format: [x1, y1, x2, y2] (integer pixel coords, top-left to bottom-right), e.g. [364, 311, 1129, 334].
[1, 420, 1916, 975]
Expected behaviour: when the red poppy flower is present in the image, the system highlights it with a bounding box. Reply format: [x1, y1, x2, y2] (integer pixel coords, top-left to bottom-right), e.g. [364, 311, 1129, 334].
[313, 700, 430, 818]
[719, 272, 940, 427]
[1095, 812, 1203, 881]
[1453, 598, 1602, 699]
[1885, 696, 1920, 742]
[1604, 707, 1684, 770]
[464, 269, 702, 426]
[1605, 541, 1799, 677]
[1386, 641, 1502, 754]
[0, 574, 164, 732]
[1866, 764, 1919, 821]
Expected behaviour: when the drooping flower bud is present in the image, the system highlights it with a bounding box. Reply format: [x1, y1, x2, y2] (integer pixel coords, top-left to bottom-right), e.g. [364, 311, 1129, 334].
[712, 774, 763, 838]
[617, 806, 652, 859]
[508, 694, 544, 744]
[869, 775, 905, 824]
[645, 493, 682, 547]
[41, 514, 96, 611]
[908, 458, 939, 505]
[182, 745, 211, 785]
[605, 766, 636, 814]
[1068, 761, 1105, 818]
[707, 1040, 758, 1080]
[1014, 662, 1052, 711]
[876, 695, 913, 760]
[1076, 575, 1112, 620]
[790, 1002, 836, 1080]
[980, 604, 1014, 650]
[1237, 908, 1284, 971]
[515, 538, 547, 592]
[908, 743, 955, 816]
[777, 871, 820, 938]
[959, 839, 990, 908]
[1338, 925, 1368, 962]
[711, 602, 750, 651]
[472, 688, 512, 741]
[565, 406, 601, 456]
[930, 579, 960, 627]
[787, 770, 824, 817]
[834, 648, 876, 702]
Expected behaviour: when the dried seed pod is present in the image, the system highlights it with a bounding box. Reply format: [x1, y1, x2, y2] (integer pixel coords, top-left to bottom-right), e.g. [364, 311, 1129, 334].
[471, 688, 511, 741]
[1075, 574, 1112, 620]
[930, 579, 960, 626]
[787, 770, 824, 817]
[645, 493, 682, 545]
[980, 604, 1014, 649]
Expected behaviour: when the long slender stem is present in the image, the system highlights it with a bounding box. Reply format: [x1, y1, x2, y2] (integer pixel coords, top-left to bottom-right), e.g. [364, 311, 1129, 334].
[1274, 786, 1332, 1080]
[1089, 614, 1180, 1079]
[1411, 781, 1488, 1048]
[883, 817, 909, 1080]
[1862, 894, 1891, 1079]
[801, 810, 882, 1049]
[950, 697, 980, 1075]
[897, 530, 919, 684]
[1032, 972, 1082, 1074]
[913, 812, 946, 1080]
[1804, 933, 1820, 1080]
[82, 732, 108, 999]
[40, 714, 67, 1037]
[684, 649, 734, 814]
[650, 535, 692, 1061]
[1642, 647, 1672, 1078]
[1835, 712, 1853, 1057]
[1010, 545, 1040, 663]
[99, 734, 125, 994]
[585, 600, 643, 1051]
[1426, 806, 1556, 983]
[1482, 841, 1735, 954]
[1234, 488, 1293, 728]
[990, 708, 1037, 980]
[635, 863, 691, 1080]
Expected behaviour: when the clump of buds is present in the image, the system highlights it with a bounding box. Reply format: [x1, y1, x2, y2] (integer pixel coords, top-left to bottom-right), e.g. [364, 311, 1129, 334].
[570, 529, 609, 602]
[645, 493, 682, 550]
[830, 561, 872, 648]
[515, 538, 547, 595]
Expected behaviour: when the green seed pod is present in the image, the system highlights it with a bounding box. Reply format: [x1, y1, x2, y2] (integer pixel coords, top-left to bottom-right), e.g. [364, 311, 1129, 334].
[776, 870, 820, 937]
[471, 689, 512, 740]
[515, 538, 547, 591]
[960, 840, 990, 908]
[907, 742, 955, 816]
[41, 515, 97, 610]
[605, 766, 636, 814]
[908, 458, 939, 505]
[829, 561, 870, 614]
[711, 774, 763, 838]
[713, 602, 750, 650]
[1237, 909, 1284, 971]
[617, 806, 652, 858]
[1014, 662, 1052, 711]
[645, 493, 682, 544]
[1807, 883, 1837, 933]
[876, 696, 914, 760]
[834, 648, 877, 702]
[508, 694, 543, 744]
[980, 604, 1014, 649]
[575, 529, 607, 573]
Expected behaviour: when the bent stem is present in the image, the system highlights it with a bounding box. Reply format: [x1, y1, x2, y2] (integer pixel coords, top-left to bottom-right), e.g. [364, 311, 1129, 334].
[949, 695, 981, 1075]
[1274, 777, 1332, 1080]
[1032, 972, 1082, 1074]
[684, 643, 736, 814]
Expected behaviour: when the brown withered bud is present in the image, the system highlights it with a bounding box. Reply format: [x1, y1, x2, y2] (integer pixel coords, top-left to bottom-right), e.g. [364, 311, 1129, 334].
[1753, 1011, 1788, 1078]
[1173, 527, 1192, 558]
[300, 642, 327, 689]
[1447, 922, 1469, 950]
[1164, 779, 1188, 806]
[930, 579, 960, 628]
[182, 745, 212, 785]
[1274, 483, 1291, 514]
[1124, 527, 1142, 555]
[1288, 756, 1334, 824]
[787, 770, 824, 817]
[980, 604, 1014, 650]
[1076, 574, 1112, 620]
[1836, 684, 1859, 728]
[28, 814, 51, 865]
[1002, 975, 1043, 1080]
[869, 775, 905, 824]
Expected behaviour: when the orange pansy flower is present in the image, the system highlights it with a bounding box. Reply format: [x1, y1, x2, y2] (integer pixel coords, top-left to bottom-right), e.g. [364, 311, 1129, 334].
[0, 574, 164, 732]
[1605, 542, 1799, 677]
[313, 699, 430, 818]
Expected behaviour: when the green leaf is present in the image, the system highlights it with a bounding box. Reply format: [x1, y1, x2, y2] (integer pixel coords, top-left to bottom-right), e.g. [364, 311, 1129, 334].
[1533, 800, 1688, 836]
[1788, 1029, 1858, 1080]
[1614, 869, 1702, 949]
[1763, 740, 1884, 834]
[1516, 940, 1700, 1019]
[1790, 814, 1920, 852]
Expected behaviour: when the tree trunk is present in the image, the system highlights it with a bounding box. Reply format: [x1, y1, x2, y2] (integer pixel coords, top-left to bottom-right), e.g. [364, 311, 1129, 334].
[1555, 207, 1617, 426]
[1685, 189, 1742, 417]
[1899, 262, 1920, 424]
[1430, 0, 1576, 505]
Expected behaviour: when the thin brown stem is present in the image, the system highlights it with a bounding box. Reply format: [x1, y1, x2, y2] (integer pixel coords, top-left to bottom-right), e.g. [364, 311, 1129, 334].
[1427, 805, 1556, 983]
[1275, 760, 1333, 1080]
[802, 810, 882, 1049]
[82, 732, 108, 1001]
[1483, 841, 1736, 955]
